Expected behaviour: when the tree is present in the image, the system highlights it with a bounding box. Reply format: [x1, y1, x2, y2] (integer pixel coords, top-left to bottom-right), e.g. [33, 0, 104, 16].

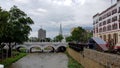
[0, 5, 34, 57]
[65, 36, 73, 42]
[71, 26, 86, 43]
[0, 7, 11, 59]
[45, 38, 51, 42]
[0, 7, 10, 43]
[0, 8, 10, 45]
[9, 5, 34, 44]
[7, 5, 34, 57]
[54, 34, 63, 42]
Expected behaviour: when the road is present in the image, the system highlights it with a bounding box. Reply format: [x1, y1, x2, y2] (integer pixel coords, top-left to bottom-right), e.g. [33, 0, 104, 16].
[9, 53, 68, 68]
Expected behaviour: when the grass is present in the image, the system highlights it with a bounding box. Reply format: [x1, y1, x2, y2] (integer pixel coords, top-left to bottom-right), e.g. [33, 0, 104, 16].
[66, 52, 84, 68]
[0, 53, 27, 68]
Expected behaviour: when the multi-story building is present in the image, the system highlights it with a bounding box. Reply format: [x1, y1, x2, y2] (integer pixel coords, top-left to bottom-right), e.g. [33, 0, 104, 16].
[93, 0, 120, 47]
[38, 28, 46, 40]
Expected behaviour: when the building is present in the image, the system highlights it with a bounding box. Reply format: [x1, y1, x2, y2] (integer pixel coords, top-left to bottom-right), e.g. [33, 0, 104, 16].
[93, 0, 120, 46]
[38, 28, 46, 40]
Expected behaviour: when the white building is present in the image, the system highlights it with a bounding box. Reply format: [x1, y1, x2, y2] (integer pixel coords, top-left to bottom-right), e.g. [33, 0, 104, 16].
[93, 0, 120, 47]
[38, 28, 46, 40]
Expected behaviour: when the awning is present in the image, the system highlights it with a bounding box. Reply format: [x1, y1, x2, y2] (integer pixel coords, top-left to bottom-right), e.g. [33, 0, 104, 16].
[91, 37, 108, 51]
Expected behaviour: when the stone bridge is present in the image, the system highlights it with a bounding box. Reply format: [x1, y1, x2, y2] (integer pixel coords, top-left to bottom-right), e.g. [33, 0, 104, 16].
[15, 42, 68, 52]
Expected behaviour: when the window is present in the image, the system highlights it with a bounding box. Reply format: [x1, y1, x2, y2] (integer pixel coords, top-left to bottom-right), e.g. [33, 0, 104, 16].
[103, 26, 106, 32]
[107, 19, 111, 24]
[119, 15, 120, 20]
[107, 25, 111, 31]
[93, 28, 95, 33]
[112, 9, 117, 15]
[119, 23, 120, 29]
[118, 7, 120, 13]
[115, 16, 117, 21]
[99, 22, 102, 26]
[99, 17, 102, 21]
[107, 12, 111, 17]
[112, 17, 114, 22]
[99, 28, 102, 32]
[103, 21, 106, 25]
[112, 16, 117, 22]
[96, 20, 98, 24]
[112, 23, 118, 30]
[93, 21, 95, 25]
[96, 28, 98, 33]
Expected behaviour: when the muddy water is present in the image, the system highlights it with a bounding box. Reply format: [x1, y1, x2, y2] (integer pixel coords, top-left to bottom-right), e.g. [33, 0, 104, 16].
[9, 53, 68, 68]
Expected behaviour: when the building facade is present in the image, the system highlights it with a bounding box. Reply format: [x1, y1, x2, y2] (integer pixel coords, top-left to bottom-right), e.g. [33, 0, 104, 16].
[93, 0, 120, 47]
[38, 28, 46, 40]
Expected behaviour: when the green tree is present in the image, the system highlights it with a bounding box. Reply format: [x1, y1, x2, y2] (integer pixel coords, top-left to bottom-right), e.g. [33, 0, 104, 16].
[71, 26, 86, 43]
[0, 7, 10, 59]
[0, 7, 10, 44]
[45, 38, 51, 42]
[9, 5, 34, 44]
[65, 36, 73, 42]
[54, 34, 63, 42]
[7, 5, 34, 57]
[0, 5, 34, 57]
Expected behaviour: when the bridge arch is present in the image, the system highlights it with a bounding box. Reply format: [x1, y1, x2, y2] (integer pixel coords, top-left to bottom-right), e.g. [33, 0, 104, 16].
[43, 45, 55, 52]
[15, 45, 28, 52]
[57, 46, 66, 52]
[29, 45, 43, 53]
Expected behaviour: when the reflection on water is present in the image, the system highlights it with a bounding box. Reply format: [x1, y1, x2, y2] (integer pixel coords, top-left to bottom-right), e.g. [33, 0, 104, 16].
[9, 53, 68, 68]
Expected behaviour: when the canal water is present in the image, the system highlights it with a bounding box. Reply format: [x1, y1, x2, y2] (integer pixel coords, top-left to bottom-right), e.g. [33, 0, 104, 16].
[9, 53, 68, 68]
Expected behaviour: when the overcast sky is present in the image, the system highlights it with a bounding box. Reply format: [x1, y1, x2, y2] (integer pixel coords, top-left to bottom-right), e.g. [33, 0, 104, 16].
[0, 0, 115, 38]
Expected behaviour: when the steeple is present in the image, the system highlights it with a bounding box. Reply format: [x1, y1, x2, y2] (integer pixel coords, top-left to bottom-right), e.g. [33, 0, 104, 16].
[59, 23, 63, 35]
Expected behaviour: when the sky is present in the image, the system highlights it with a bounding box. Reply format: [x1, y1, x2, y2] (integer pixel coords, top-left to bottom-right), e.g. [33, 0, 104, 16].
[0, 0, 115, 38]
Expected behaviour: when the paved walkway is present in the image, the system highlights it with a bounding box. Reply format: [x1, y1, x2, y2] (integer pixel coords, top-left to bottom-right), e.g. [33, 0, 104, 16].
[9, 53, 68, 68]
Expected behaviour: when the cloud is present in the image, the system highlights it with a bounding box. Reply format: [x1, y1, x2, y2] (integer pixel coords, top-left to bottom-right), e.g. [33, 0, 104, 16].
[13, 0, 30, 4]
[37, 8, 47, 13]
[0, 0, 112, 38]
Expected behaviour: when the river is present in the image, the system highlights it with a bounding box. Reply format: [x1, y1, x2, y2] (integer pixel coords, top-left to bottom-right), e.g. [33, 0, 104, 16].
[9, 53, 68, 68]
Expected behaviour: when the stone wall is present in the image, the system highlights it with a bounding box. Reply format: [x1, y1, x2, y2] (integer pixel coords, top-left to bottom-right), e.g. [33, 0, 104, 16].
[67, 48, 120, 68]
[84, 49, 120, 68]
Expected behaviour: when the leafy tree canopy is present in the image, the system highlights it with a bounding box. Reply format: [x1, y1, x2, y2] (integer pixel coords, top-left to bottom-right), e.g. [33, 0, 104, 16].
[54, 34, 63, 42]
[0, 5, 34, 57]
[71, 26, 86, 42]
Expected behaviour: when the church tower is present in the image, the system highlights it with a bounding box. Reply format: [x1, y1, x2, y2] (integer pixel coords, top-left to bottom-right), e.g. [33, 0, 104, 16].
[59, 23, 63, 36]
